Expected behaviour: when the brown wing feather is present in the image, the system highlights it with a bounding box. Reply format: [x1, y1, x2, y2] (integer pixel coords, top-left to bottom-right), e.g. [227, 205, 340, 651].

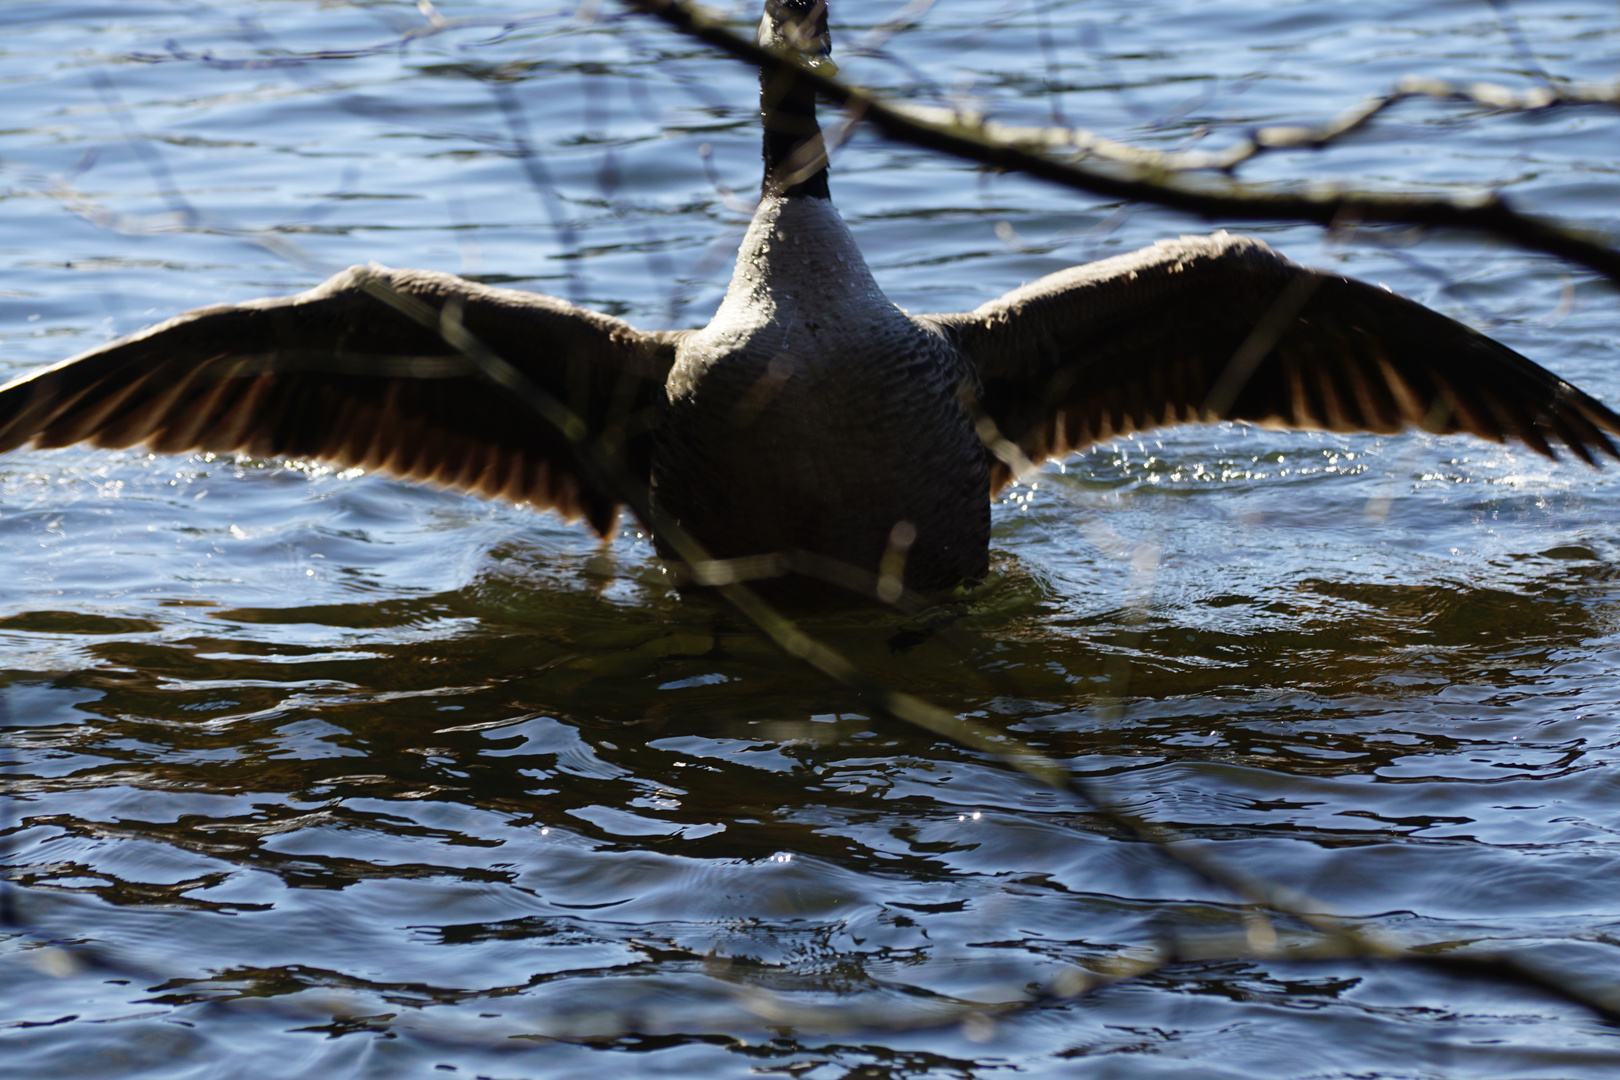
[0, 264, 682, 534]
[926, 233, 1620, 491]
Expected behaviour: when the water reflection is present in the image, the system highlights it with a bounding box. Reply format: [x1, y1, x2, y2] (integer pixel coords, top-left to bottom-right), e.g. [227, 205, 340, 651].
[7, 446, 1620, 1070]
[10, 533, 1619, 865]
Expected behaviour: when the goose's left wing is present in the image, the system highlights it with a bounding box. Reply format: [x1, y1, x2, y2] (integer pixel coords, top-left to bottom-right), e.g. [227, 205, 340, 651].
[0, 264, 683, 533]
[924, 233, 1620, 491]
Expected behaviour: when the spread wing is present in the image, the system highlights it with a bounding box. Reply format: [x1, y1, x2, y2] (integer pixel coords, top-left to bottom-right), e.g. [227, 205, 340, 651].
[926, 233, 1620, 491]
[0, 264, 682, 533]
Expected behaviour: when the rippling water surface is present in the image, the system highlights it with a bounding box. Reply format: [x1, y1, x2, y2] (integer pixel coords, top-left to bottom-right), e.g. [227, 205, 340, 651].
[4, 1, 1620, 1077]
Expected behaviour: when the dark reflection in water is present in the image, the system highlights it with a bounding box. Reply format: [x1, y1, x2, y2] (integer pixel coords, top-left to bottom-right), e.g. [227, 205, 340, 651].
[6, 1, 1620, 1077]
[7, 562, 1620, 1068]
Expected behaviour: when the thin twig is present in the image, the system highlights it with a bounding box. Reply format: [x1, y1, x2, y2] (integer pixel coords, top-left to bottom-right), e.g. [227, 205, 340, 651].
[899, 74, 1620, 175]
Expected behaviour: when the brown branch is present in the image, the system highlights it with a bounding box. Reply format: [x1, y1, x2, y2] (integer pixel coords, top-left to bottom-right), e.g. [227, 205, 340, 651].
[903, 74, 1620, 174]
[625, 0, 1620, 285]
[1204, 75, 1620, 171]
[1027, 932, 1620, 1026]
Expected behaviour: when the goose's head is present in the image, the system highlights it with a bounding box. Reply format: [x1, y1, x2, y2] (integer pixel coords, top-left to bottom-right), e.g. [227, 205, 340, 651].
[759, 0, 833, 62]
[757, 0, 834, 199]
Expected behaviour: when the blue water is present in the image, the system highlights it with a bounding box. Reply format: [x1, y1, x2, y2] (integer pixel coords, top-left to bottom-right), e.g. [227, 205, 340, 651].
[3, 1, 1620, 1077]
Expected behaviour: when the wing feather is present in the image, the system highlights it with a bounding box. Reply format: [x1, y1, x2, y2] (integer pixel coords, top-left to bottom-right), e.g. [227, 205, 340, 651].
[927, 233, 1620, 490]
[0, 264, 682, 534]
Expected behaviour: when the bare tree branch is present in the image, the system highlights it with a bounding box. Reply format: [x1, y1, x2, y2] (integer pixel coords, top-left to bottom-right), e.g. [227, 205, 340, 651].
[906, 74, 1620, 174]
[625, 0, 1620, 285]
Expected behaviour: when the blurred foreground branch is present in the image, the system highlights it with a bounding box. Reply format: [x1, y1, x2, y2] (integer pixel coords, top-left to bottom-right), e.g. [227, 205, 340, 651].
[627, 0, 1620, 284]
[8, 0, 1619, 1040]
[601, 0, 1620, 1027]
[280, 271, 1620, 1031]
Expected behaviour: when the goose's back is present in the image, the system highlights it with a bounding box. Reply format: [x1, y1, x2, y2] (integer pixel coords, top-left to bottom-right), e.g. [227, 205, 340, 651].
[653, 197, 989, 592]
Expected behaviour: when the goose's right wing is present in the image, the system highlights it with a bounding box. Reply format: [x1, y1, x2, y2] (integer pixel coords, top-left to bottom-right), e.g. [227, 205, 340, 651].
[0, 264, 682, 533]
[926, 233, 1620, 490]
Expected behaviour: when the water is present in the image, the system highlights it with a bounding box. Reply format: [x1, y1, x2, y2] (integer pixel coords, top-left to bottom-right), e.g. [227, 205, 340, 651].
[3, 1, 1620, 1076]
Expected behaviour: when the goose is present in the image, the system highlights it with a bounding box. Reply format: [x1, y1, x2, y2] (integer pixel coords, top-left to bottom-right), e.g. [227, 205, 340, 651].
[2, 0, 1617, 603]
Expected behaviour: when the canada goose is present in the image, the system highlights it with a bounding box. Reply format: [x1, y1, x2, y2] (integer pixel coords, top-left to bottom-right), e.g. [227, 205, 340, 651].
[1, 0, 1616, 604]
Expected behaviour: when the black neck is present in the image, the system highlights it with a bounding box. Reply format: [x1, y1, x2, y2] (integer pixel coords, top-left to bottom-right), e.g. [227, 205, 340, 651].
[760, 67, 829, 200]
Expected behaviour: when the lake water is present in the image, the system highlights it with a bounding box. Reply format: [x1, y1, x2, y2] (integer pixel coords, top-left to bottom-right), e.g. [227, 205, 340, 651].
[4, 1, 1620, 1077]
